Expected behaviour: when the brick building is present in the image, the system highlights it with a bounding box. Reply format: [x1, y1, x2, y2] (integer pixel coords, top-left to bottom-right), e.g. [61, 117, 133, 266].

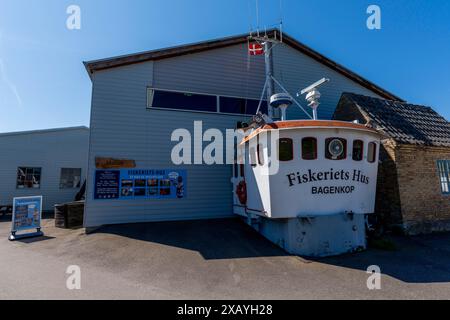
[334, 93, 450, 235]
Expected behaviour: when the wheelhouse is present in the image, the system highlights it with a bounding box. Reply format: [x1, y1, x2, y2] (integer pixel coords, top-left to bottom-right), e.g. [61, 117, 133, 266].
[233, 120, 382, 219]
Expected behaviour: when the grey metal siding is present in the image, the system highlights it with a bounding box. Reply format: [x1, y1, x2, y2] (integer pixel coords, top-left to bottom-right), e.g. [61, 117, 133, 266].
[272, 43, 381, 120]
[153, 43, 266, 98]
[85, 45, 260, 226]
[85, 42, 385, 227]
[0, 128, 89, 211]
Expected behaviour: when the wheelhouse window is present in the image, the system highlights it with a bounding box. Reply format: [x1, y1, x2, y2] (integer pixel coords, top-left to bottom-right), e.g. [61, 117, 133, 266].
[325, 138, 347, 160]
[17, 167, 41, 189]
[219, 96, 268, 115]
[147, 89, 217, 112]
[367, 142, 377, 163]
[278, 138, 294, 161]
[60, 168, 82, 189]
[250, 146, 257, 167]
[352, 140, 364, 161]
[257, 144, 264, 165]
[437, 160, 450, 194]
[302, 137, 317, 160]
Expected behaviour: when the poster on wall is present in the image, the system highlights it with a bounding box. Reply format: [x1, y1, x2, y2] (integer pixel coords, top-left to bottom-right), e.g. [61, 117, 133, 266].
[9, 196, 43, 241]
[94, 170, 120, 199]
[94, 169, 186, 200]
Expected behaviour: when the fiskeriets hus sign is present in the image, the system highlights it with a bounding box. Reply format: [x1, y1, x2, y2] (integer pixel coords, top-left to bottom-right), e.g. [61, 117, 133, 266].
[286, 169, 369, 194]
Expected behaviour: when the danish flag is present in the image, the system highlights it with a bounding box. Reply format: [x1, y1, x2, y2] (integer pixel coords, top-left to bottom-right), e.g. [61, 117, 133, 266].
[248, 42, 264, 56]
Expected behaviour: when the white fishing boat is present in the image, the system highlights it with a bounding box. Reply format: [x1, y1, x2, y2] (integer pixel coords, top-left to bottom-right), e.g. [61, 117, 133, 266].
[231, 29, 382, 257]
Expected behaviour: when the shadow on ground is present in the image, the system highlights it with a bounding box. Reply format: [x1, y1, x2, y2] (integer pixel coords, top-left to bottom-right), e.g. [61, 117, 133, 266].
[0, 211, 54, 222]
[313, 232, 450, 284]
[94, 218, 289, 260]
[14, 235, 56, 244]
[95, 218, 450, 284]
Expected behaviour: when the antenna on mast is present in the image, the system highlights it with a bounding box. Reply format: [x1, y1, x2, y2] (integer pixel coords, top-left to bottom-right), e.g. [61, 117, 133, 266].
[256, 0, 260, 37]
[248, 18, 284, 119]
[298, 78, 330, 120]
[248, 0, 316, 123]
[279, 20, 283, 42]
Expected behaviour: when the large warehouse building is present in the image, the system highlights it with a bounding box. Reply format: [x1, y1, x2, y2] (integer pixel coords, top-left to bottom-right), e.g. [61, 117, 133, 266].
[0, 126, 89, 211]
[82, 30, 400, 228]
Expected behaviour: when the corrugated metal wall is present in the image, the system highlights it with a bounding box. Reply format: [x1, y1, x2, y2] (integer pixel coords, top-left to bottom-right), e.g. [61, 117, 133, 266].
[272, 43, 381, 120]
[84, 42, 383, 227]
[0, 128, 89, 211]
[154, 43, 265, 98]
[85, 44, 266, 227]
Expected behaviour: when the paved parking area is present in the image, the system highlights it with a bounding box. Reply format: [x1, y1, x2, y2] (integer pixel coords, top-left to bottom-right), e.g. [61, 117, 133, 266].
[1, 215, 450, 299]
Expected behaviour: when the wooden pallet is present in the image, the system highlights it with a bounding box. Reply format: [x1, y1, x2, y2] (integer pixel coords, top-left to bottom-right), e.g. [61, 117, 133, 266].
[54, 201, 84, 229]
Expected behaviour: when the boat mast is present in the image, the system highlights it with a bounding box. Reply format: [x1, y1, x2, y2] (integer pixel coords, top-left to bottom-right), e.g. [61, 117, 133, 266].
[247, 3, 318, 121]
[264, 40, 275, 119]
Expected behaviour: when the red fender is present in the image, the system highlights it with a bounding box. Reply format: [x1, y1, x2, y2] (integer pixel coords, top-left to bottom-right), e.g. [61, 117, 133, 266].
[236, 181, 247, 205]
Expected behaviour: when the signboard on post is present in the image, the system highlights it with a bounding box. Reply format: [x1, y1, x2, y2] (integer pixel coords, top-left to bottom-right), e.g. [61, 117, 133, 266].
[9, 196, 43, 241]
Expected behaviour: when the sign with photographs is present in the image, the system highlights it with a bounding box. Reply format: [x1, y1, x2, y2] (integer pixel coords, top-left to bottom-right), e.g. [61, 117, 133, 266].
[9, 196, 44, 241]
[94, 169, 186, 200]
[11, 196, 42, 232]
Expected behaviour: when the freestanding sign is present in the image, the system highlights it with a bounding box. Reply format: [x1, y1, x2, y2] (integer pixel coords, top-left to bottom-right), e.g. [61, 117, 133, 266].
[9, 196, 43, 241]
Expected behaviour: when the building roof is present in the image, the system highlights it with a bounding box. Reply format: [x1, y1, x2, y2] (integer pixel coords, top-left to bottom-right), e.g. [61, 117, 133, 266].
[84, 30, 401, 102]
[0, 126, 89, 138]
[335, 93, 450, 147]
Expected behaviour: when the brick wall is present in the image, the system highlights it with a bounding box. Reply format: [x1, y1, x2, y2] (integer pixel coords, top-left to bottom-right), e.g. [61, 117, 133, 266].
[333, 99, 450, 235]
[395, 144, 450, 235]
[376, 139, 403, 229]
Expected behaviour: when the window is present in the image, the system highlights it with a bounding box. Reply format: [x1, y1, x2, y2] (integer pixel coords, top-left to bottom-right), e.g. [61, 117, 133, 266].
[219, 96, 268, 115]
[147, 89, 217, 112]
[233, 162, 238, 178]
[302, 137, 317, 160]
[352, 140, 364, 161]
[257, 144, 264, 165]
[437, 160, 450, 194]
[147, 88, 269, 116]
[325, 138, 347, 160]
[367, 142, 377, 163]
[278, 138, 294, 161]
[17, 167, 41, 189]
[240, 164, 245, 177]
[250, 146, 257, 167]
[60, 168, 82, 189]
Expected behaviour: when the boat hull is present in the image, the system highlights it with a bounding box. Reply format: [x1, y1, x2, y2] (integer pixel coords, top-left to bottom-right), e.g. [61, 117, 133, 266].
[246, 213, 367, 257]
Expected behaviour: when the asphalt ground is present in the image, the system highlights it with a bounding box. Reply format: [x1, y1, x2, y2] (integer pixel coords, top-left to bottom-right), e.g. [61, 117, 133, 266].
[1, 215, 450, 299]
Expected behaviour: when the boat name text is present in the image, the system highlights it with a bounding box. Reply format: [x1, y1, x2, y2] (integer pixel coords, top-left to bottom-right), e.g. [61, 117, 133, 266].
[287, 169, 369, 187]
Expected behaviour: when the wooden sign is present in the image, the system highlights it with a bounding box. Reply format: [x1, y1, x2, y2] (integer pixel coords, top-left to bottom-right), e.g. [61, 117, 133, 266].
[95, 157, 136, 169]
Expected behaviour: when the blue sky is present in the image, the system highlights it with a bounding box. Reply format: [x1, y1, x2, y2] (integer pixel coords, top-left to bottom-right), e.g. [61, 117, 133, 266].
[0, 0, 449, 133]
